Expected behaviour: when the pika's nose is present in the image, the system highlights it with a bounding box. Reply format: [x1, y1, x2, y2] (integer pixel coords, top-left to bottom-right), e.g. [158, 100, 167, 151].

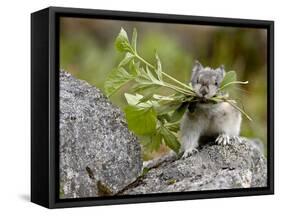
[200, 87, 208, 96]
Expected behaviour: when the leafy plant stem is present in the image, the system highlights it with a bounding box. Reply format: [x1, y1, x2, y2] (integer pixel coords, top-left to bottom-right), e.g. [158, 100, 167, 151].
[219, 81, 249, 91]
[134, 53, 195, 93]
[162, 72, 194, 91]
[163, 82, 195, 95]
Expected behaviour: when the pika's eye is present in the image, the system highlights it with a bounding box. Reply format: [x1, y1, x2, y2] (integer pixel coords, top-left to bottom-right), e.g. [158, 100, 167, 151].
[215, 81, 218, 86]
[197, 78, 199, 83]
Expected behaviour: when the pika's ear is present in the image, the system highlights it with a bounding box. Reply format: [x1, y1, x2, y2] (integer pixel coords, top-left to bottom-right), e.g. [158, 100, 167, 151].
[191, 60, 203, 81]
[217, 65, 225, 77]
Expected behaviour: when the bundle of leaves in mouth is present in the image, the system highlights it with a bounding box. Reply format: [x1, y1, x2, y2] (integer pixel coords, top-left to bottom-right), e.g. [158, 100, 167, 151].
[104, 28, 251, 154]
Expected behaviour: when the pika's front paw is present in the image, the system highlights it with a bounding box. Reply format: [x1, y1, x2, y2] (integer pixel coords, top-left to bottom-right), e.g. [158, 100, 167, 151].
[216, 134, 230, 145]
[216, 134, 243, 145]
[181, 148, 198, 159]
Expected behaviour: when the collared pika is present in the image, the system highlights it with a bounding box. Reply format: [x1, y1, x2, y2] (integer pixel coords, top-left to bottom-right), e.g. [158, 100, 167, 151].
[180, 61, 242, 158]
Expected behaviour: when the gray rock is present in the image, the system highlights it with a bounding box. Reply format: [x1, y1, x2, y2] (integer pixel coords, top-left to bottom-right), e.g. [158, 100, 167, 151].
[121, 139, 267, 195]
[59, 71, 142, 198]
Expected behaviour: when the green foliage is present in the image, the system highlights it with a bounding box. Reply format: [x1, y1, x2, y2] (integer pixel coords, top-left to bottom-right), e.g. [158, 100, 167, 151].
[220, 71, 237, 89]
[105, 28, 251, 154]
[124, 105, 157, 135]
[141, 167, 150, 176]
[220, 70, 248, 92]
[115, 28, 134, 53]
[104, 67, 137, 96]
[124, 93, 182, 153]
[159, 125, 181, 153]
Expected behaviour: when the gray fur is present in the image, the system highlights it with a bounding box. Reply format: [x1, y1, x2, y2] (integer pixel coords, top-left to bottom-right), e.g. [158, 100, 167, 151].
[180, 61, 242, 158]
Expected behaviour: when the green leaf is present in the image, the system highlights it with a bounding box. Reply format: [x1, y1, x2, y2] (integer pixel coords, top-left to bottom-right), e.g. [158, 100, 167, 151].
[104, 67, 137, 97]
[129, 61, 141, 76]
[155, 52, 163, 81]
[141, 130, 163, 152]
[156, 103, 181, 115]
[160, 126, 180, 154]
[124, 93, 155, 109]
[155, 98, 183, 115]
[124, 105, 157, 135]
[146, 66, 158, 82]
[157, 114, 171, 122]
[169, 103, 187, 123]
[124, 93, 143, 106]
[165, 122, 180, 133]
[219, 71, 248, 91]
[141, 167, 150, 176]
[138, 92, 155, 104]
[118, 52, 134, 67]
[220, 71, 237, 90]
[151, 131, 162, 150]
[132, 82, 159, 94]
[115, 28, 133, 53]
[131, 28, 137, 51]
[153, 94, 175, 101]
[124, 93, 150, 105]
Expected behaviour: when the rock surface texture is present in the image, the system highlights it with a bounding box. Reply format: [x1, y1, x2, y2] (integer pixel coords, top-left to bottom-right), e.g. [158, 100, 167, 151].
[59, 71, 142, 198]
[59, 71, 267, 198]
[122, 140, 267, 195]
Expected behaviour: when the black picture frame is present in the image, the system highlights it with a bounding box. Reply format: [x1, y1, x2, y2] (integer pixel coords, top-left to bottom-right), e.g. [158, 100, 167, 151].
[31, 6, 274, 209]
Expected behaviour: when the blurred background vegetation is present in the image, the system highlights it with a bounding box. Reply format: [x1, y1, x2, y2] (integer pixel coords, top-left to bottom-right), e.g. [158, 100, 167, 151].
[60, 17, 267, 160]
